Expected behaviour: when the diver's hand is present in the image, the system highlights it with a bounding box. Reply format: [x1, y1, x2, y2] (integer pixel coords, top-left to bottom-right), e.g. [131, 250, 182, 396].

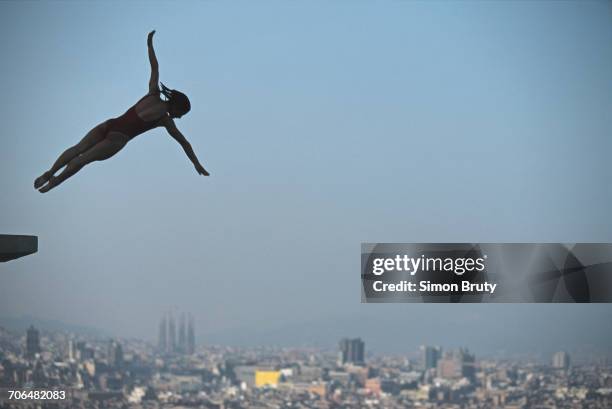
[148, 30, 156, 45]
[195, 163, 210, 176]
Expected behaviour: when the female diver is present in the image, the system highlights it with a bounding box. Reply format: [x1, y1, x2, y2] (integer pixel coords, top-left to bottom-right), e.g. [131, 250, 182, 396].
[34, 30, 209, 193]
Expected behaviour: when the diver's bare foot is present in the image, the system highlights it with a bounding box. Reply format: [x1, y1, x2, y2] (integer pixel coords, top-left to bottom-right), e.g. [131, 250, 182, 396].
[34, 171, 52, 189]
[38, 178, 55, 193]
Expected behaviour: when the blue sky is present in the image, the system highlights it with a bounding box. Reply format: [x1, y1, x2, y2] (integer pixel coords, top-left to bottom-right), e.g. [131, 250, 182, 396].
[1, 1, 611, 355]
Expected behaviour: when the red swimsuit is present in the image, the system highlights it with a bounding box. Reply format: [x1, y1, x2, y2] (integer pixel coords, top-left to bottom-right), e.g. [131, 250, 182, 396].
[106, 95, 162, 140]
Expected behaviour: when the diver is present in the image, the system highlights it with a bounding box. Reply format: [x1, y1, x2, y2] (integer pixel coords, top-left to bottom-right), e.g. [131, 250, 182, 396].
[35, 30, 209, 193]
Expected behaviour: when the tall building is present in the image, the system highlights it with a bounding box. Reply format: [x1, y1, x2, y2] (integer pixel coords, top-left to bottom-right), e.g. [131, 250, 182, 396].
[26, 325, 41, 358]
[158, 315, 167, 353]
[437, 348, 475, 380]
[158, 312, 195, 355]
[187, 315, 196, 355]
[168, 313, 177, 353]
[339, 338, 365, 365]
[178, 313, 187, 353]
[552, 351, 571, 369]
[66, 339, 75, 361]
[108, 340, 124, 368]
[420, 345, 441, 370]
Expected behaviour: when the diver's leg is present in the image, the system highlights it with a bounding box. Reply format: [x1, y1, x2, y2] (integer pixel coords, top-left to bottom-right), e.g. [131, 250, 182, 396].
[39, 132, 127, 193]
[34, 122, 108, 188]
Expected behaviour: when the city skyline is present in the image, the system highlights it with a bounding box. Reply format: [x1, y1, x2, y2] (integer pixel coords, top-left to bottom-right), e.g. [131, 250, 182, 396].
[1, 324, 610, 407]
[1, 314, 611, 365]
[4, 323, 607, 368]
[2, 298, 612, 360]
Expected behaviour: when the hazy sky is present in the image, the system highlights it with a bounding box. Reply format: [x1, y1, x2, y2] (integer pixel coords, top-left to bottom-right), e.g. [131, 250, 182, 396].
[1, 2, 611, 356]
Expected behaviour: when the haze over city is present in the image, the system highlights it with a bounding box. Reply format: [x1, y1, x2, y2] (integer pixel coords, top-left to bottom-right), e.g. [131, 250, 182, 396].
[1, 1, 612, 358]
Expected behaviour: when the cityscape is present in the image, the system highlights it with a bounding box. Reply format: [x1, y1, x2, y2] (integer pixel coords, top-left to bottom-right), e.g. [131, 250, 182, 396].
[0, 316, 611, 408]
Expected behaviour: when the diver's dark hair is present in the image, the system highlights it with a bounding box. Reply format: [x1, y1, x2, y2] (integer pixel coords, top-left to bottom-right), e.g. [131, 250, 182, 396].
[160, 82, 191, 116]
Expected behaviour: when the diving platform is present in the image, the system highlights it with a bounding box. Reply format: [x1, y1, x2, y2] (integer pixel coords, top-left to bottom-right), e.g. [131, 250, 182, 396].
[0, 234, 38, 262]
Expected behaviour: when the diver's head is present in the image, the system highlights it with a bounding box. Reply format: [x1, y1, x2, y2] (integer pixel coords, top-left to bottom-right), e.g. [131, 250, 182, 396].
[160, 82, 191, 118]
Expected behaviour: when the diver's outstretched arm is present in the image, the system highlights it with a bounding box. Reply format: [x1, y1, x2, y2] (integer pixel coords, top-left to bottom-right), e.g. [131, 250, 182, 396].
[162, 116, 210, 176]
[147, 30, 159, 94]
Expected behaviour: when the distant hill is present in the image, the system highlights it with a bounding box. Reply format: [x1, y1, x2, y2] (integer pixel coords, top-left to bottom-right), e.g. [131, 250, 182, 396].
[204, 305, 612, 362]
[0, 315, 106, 337]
